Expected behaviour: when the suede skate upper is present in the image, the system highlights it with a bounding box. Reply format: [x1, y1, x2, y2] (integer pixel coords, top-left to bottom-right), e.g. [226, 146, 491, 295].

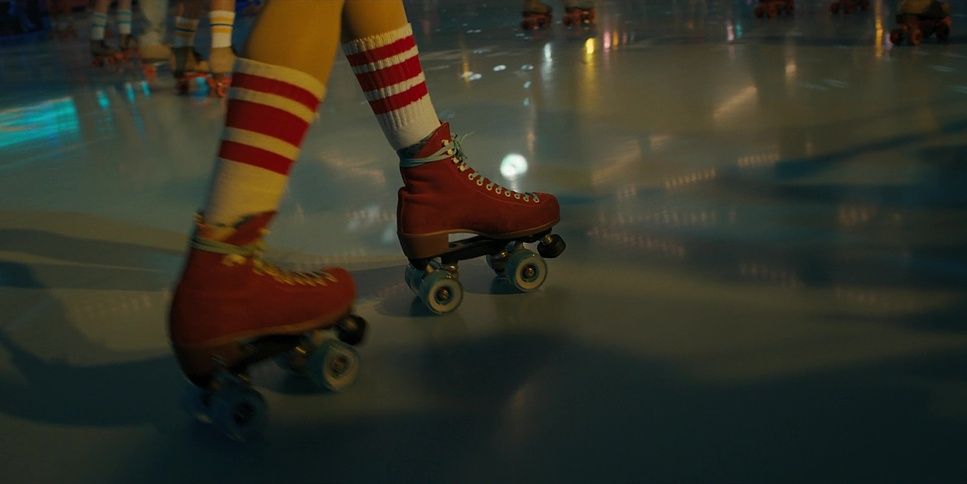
[169, 211, 355, 349]
[397, 123, 560, 239]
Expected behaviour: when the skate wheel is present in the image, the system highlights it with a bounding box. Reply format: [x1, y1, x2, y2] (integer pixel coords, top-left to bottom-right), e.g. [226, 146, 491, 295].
[505, 248, 548, 293]
[537, 234, 567, 259]
[486, 251, 509, 275]
[210, 383, 268, 442]
[336, 314, 367, 346]
[182, 385, 212, 423]
[420, 269, 463, 314]
[305, 340, 360, 392]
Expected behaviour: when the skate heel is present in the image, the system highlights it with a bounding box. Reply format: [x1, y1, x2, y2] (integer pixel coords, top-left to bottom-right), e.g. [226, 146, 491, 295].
[398, 231, 450, 260]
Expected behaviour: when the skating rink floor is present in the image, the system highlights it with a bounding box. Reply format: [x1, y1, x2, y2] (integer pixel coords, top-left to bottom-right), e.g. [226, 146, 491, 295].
[1, 0, 966, 482]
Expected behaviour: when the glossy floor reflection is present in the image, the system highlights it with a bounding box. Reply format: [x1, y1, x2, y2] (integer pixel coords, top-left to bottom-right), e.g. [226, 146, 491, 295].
[1, 0, 966, 482]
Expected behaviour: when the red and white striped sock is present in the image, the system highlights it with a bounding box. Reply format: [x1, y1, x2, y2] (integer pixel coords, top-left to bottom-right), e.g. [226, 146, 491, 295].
[204, 58, 325, 226]
[342, 23, 440, 154]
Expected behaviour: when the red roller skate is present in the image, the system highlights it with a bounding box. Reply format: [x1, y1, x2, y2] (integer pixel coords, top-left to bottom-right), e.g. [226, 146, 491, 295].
[397, 123, 566, 314]
[830, 0, 870, 14]
[754, 0, 795, 18]
[170, 212, 366, 440]
[90, 40, 122, 69]
[563, 6, 595, 28]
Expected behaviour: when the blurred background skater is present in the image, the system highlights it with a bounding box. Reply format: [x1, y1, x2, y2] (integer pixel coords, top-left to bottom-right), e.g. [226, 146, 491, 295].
[891, 0, 952, 44]
[171, 0, 236, 96]
[89, 0, 134, 66]
[521, 0, 595, 30]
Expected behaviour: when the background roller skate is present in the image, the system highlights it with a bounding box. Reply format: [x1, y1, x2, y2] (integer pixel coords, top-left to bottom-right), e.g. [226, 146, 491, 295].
[206, 47, 236, 98]
[830, 0, 870, 14]
[137, 43, 172, 83]
[90, 40, 123, 69]
[890, 13, 952, 45]
[754, 0, 795, 18]
[171, 47, 211, 95]
[562, 6, 595, 28]
[521, 1, 552, 30]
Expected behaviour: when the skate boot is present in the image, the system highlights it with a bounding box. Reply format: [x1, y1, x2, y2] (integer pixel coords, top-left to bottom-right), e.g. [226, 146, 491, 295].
[171, 46, 210, 95]
[207, 47, 236, 98]
[397, 123, 566, 314]
[563, 2, 596, 28]
[170, 212, 366, 440]
[90, 40, 120, 68]
[522, 0, 553, 30]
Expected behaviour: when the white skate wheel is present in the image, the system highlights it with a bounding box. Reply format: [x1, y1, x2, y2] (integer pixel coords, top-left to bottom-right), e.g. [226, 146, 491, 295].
[420, 270, 463, 314]
[506, 248, 548, 292]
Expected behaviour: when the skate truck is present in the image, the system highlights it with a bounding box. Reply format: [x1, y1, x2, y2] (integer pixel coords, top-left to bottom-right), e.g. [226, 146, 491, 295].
[404, 230, 566, 314]
[830, 0, 870, 14]
[754, 0, 795, 18]
[890, 13, 952, 45]
[182, 313, 368, 441]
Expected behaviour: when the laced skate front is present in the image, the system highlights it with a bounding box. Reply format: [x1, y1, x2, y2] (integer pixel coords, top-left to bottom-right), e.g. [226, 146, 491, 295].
[403, 134, 541, 203]
[192, 234, 338, 287]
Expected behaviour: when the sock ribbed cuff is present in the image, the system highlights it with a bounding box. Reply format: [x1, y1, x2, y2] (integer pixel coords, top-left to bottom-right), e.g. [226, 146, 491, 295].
[342, 23, 440, 151]
[174, 16, 199, 48]
[91, 12, 107, 40]
[117, 9, 132, 35]
[209, 10, 236, 49]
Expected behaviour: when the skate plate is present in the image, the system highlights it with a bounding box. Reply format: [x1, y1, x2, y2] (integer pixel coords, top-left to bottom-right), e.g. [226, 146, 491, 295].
[405, 230, 566, 314]
[182, 313, 367, 441]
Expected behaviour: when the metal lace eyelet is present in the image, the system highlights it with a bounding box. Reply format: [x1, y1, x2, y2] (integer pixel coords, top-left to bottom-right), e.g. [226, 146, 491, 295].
[477, 179, 484, 186]
[514, 193, 521, 199]
[505, 191, 512, 197]
[495, 187, 502, 195]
